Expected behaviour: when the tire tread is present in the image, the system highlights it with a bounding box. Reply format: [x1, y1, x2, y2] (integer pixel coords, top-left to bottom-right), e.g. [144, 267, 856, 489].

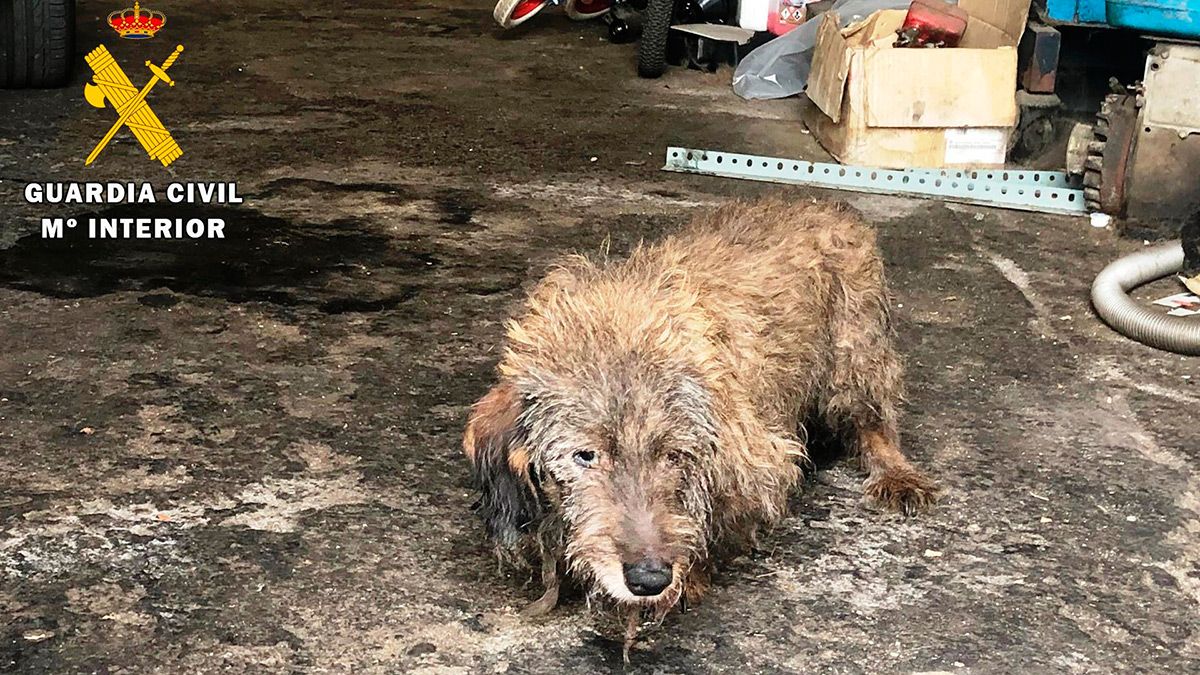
[3, 0, 74, 88]
[637, 0, 671, 79]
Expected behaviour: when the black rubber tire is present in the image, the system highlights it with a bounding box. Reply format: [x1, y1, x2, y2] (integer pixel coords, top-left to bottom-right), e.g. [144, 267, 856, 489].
[637, 0, 672, 79]
[2, 0, 75, 88]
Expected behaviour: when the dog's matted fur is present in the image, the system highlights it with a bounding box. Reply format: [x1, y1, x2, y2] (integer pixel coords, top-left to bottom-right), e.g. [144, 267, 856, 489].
[464, 197, 936, 636]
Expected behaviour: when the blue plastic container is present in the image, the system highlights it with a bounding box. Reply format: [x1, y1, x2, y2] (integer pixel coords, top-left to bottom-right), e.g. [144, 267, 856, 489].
[1044, 0, 1200, 38]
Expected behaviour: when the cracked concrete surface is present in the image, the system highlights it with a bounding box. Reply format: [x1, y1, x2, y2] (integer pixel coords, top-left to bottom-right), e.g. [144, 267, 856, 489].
[1, 0, 1198, 672]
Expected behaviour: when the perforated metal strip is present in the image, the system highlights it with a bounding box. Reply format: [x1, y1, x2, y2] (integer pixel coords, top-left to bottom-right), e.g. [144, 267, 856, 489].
[662, 147, 1088, 215]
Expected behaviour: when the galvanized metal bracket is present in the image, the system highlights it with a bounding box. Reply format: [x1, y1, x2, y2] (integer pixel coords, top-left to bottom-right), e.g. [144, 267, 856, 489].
[662, 147, 1088, 215]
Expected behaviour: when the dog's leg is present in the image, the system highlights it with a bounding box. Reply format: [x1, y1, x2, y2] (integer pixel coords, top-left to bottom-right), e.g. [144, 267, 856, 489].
[520, 546, 560, 618]
[828, 342, 937, 514]
[855, 425, 937, 515]
[826, 339, 937, 513]
[823, 266, 936, 514]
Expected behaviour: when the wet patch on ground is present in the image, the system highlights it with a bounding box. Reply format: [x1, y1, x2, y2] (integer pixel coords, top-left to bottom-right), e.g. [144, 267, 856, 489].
[0, 204, 437, 312]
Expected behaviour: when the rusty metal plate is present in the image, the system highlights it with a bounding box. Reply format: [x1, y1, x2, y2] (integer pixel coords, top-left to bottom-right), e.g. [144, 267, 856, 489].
[1126, 127, 1200, 225]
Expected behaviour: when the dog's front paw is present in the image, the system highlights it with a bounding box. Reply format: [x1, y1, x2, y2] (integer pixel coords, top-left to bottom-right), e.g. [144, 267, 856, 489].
[863, 470, 938, 516]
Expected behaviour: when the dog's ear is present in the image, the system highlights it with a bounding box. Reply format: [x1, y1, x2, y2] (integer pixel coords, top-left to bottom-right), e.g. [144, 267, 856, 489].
[463, 383, 540, 548]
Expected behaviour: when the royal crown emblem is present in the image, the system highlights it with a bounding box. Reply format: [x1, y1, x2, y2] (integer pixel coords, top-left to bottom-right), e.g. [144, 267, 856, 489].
[108, 2, 166, 39]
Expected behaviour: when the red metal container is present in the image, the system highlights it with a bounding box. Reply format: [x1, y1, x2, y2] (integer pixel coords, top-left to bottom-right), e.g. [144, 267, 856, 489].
[894, 0, 969, 48]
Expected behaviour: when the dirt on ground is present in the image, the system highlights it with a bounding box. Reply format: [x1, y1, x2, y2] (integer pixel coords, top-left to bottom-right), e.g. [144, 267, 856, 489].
[1, 1, 1198, 673]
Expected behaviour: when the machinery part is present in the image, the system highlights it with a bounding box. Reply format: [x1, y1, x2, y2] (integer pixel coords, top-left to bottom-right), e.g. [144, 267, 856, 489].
[637, 0, 673, 78]
[1, 0, 75, 88]
[1125, 127, 1200, 230]
[603, 14, 636, 43]
[1042, 0, 1200, 38]
[1140, 43, 1200, 137]
[1091, 240, 1200, 355]
[1082, 92, 1139, 214]
[1017, 21, 1061, 94]
[1013, 111, 1057, 160]
[602, 5, 640, 43]
[1012, 92, 1062, 160]
[691, 0, 730, 22]
[663, 147, 1088, 215]
[1124, 43, 1200, 227]
[1065, 121, 1092, 176]
[1074, 45, 1200, 223]
[1042, 0, 1106, 24]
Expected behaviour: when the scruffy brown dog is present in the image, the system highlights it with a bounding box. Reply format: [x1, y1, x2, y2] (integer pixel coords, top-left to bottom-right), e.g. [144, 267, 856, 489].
[463, 197, 935, 640]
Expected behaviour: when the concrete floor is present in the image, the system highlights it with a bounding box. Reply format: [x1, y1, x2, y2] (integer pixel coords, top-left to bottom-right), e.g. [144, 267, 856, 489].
[2, 1, 1199, 673]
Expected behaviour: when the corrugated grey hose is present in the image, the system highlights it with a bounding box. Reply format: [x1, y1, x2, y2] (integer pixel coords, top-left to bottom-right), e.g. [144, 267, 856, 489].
[1091, 240, 1200, 355]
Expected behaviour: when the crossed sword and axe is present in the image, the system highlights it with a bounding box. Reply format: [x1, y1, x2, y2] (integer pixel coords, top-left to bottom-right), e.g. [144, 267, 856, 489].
[83, 44, 184, 166]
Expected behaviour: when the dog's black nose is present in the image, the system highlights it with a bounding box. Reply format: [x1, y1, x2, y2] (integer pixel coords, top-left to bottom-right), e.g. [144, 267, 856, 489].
[622, 559, 673, 596]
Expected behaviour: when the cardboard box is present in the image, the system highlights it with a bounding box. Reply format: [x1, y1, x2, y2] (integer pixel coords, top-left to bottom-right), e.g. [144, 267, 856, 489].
[804, 0, 1033, 169]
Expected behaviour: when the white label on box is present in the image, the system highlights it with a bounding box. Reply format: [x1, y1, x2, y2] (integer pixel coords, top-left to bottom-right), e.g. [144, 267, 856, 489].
[943, 128, 1007, 165]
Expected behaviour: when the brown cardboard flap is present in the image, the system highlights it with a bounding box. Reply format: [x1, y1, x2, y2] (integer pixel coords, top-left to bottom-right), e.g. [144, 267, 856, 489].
[959, 0, 1033, 41]
[851, 9, 905, 47]
[840, 12, 878, 39]
[960, 17, 1011, 49]
[807, 13, 852, 123]
[862, 46, 1018, 128]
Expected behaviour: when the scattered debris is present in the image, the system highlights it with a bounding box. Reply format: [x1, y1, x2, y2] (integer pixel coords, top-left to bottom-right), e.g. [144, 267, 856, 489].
[1152, 292, 1200, 317]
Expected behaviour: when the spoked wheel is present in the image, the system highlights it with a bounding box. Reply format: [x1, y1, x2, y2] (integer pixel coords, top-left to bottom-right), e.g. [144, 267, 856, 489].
[637, 0, 673, 78]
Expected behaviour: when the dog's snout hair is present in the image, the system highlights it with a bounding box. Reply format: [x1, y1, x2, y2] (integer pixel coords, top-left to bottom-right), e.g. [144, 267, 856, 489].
[613, 476, 675, 562]
[464, 197, 937, 622]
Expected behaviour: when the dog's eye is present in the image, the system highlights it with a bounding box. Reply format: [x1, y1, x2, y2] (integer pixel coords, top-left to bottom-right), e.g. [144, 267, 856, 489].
[573, 450, 597, 468]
